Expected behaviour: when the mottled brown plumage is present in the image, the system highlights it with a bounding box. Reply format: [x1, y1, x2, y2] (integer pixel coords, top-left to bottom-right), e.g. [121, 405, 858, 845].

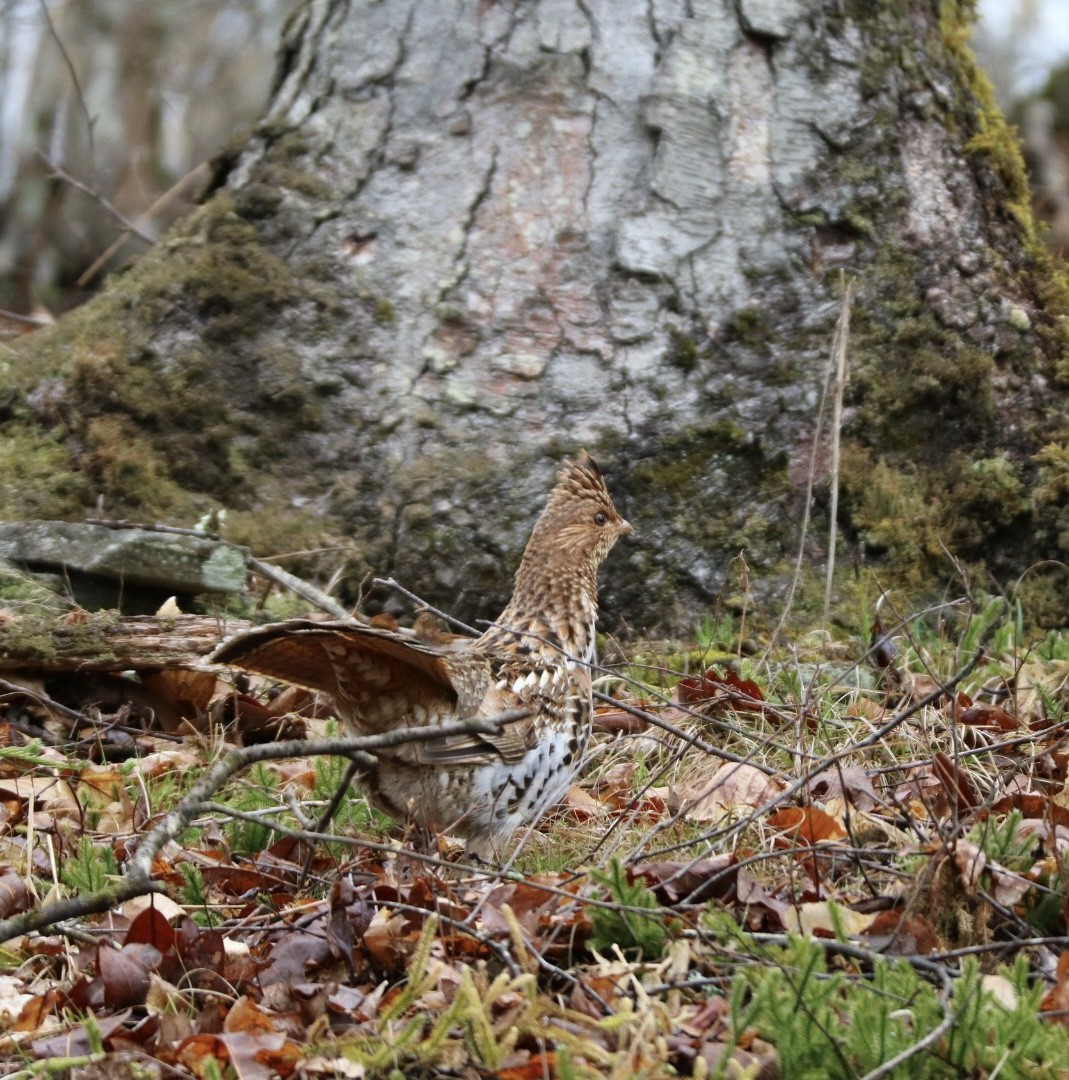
[211, 452, 630, 858]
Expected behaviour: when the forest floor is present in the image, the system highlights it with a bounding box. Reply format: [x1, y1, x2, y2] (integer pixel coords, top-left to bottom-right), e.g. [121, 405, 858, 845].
[2, 589, 1069, 1078]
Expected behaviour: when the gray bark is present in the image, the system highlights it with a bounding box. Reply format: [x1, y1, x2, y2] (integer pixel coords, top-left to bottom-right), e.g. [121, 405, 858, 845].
[8, 0, 1069, 632]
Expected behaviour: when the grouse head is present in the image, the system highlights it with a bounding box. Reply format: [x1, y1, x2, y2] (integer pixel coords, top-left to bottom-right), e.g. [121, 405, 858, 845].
[525, 452, 632, 566]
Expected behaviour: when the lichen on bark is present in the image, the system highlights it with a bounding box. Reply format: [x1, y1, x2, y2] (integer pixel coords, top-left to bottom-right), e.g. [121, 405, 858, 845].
[5, 0, 1069, 632]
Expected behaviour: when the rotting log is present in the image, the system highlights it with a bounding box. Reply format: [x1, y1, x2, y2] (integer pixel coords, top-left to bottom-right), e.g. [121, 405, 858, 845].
[0, 613, 251, 674]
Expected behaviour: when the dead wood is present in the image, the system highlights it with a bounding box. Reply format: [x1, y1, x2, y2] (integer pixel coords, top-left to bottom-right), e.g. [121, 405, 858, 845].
[0, 612, 250, 674]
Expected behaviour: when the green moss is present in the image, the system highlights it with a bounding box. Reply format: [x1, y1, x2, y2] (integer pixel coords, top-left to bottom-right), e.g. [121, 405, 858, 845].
[842, 443, 1035, 598]
[723, 308, 772, 350]
[956, 452, 1030, 522]
[792, 211, 827, 228]
[667, 330, 699, 373]
[0, 609, 120, 666]
[846, 238, 999, 458]
[824, 1, 1069, 618]
[232, 182, 283, 220]
[940, 0, 1069, 376]
[1031, 442, 1069, 553]
[3, 193, 337, 522]
[0, 563, 67, 610]
[375, 299, 396, 326]
[1012, 572, 1069, 629]
[246, 132, 334, 202]
[256, 162, 334, 202]
[939, 1, 1035, 236]
[82, 415, 190, 510]
[0, 424, 92, 519]
[224, 507, 361, 574]
[765, 358, 800, 388]
[604, 423, 792, 623]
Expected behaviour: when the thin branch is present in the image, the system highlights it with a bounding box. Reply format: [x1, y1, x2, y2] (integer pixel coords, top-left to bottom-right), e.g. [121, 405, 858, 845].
[37, 0, 95, 164]
[0, 677, 85, 724]
[0, 308, 53, 327]
[824, 277, 855, 627]
[591, 690, 779, 777]
[78, 161, 210, 286]
[299, 758, 360, 884]
[766, 304, 836, 653]
[0, 714, 526, 944]
[37, 152, 154, 244]
[249, 554, 355, 621]
[637, 642, 988, 872]
[85, 518, 223, 540]
[375, 577, 480, 636]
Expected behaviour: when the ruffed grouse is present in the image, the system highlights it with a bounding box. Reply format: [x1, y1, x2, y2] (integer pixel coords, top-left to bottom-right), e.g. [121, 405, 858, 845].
[212, 453, 630, 859]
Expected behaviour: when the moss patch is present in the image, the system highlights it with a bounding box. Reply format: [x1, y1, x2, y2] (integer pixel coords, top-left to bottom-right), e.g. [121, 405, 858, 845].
[603, 422, 793, 624]
[0, 422, 93, 520]
[0, 609, 121, 666]
[4, 194, 332, 523]
[811, 0, 1069, 621]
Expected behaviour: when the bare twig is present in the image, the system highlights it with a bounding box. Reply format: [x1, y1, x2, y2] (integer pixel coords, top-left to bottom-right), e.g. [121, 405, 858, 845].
[637, 643, 988, 874]
[0, 308, 53, 327]
[85, 518, 224, 540]
[78, 162, 210, 286]
[299, 758, 361, 884]
[591, 690, 779, 777]
[824, 277, 855, 627]
[249, 555, 355, 621]
[0, 677, 85, 724]
[37, 152, 154, 244]
[37, 0, 95, 163]
[375, 577, 480, 636]
[0, 714, 526, 944]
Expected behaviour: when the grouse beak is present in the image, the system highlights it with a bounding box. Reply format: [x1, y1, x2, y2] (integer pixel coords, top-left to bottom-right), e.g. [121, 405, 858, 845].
[618, 518, 634, 536]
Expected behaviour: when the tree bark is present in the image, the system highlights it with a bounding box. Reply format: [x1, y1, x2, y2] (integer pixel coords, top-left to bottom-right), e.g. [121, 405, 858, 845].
[6, 0, 1069, 631]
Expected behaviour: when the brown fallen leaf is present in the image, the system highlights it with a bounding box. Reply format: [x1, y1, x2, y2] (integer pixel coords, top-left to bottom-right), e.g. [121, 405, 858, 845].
[141, 668, 220, 731]
[951, 690, 1018, 732]
[1042, 951, 1069, 1024]
[99, 942, 162, 1008]
[677, 669, 765, 713]
[768, 806, 846, 844]
[0, 866, 31, 919]
[991, 792, 1069, 829]
[932, 751, 979, 815]
[807, 766, 880, 812]
[634, 855, 739, 905]
[669, 763, 785, 822]
[862, 911, 942, 955]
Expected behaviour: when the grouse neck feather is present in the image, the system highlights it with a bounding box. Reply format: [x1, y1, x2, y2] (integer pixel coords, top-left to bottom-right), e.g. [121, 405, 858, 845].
[476, 451, 629, 665]
[480, 546, 599, 663]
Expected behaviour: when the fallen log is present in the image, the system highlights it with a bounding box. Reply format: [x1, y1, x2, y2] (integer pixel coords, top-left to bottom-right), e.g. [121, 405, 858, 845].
[0, 612, 251, 674]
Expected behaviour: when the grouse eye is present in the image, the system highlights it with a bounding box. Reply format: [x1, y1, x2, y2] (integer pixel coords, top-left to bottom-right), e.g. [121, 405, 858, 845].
[594, 512, 608, 526]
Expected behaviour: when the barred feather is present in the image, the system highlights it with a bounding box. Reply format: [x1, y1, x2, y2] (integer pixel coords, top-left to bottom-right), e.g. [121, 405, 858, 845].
[212, 451, 630, 859]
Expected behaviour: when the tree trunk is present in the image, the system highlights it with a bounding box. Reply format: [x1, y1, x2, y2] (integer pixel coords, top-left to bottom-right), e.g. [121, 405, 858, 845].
[6, 0, 1069, 631]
